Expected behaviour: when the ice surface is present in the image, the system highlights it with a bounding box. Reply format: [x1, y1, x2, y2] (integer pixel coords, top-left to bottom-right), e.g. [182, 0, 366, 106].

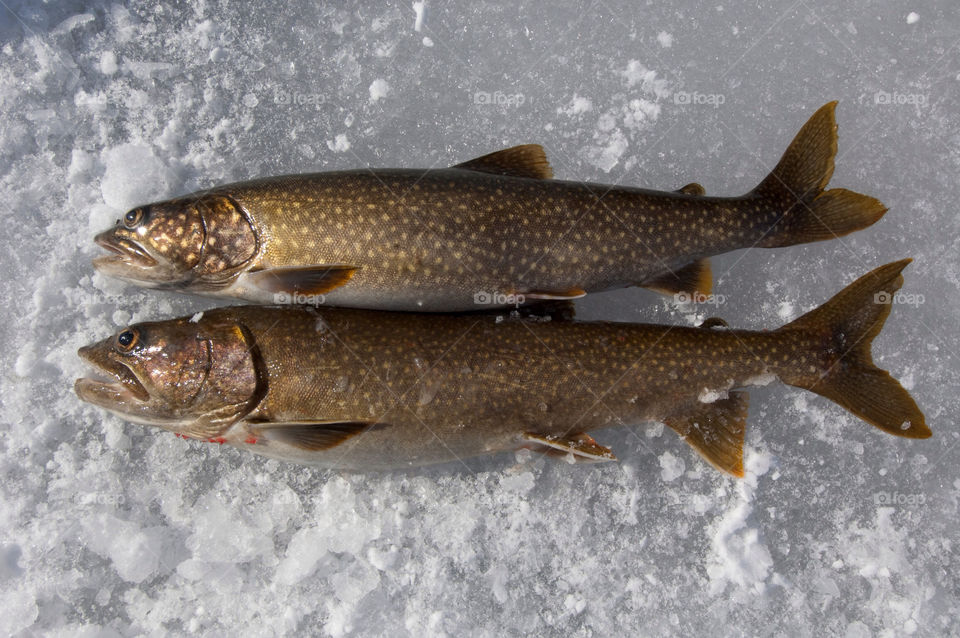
[1, 1, 958, 636]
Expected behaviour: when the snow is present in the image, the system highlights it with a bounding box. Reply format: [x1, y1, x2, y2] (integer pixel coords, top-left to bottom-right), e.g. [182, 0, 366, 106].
[100, 144, 171, 210]
[658, 451, 685, 482]
[412, 1, 426, 32]
[327, 134, 351, 153]
[1, 1, 958, 636]
[368, 79, 390, 103]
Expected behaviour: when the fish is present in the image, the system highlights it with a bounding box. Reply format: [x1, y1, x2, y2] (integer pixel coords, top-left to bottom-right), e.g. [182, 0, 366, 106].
[92, 102, 887, 311]
[75, 260, 929, 476]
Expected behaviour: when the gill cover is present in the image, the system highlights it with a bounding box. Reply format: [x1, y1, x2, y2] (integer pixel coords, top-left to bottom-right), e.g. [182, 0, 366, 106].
[193, 194, 259, 286]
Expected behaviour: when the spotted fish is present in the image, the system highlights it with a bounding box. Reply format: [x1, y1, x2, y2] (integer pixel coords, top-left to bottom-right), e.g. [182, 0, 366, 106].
[91, 102, 887, 311]
[75, 261, 928, 476]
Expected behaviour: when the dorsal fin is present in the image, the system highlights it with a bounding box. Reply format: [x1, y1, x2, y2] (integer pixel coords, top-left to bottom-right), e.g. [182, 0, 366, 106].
[663, 391, 748, 477]
[676, 182, 706, 196]
[700, 317, 729, 329]
[454, 144, 553, 179]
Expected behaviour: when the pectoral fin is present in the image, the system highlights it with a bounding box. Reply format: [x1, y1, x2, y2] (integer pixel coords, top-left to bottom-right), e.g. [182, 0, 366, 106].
[641, 259, 712, 297]
[454, 144, 553, 179]
[675, 182, 706, 196]
[252, 420, 383, 451]
[663, 391, 748, 477]
[247, 265, 358, 296]
[522, 432, 617, 463]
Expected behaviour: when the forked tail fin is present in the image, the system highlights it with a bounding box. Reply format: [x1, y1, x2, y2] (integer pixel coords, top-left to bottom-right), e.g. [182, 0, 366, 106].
[752, 102, 888, 248]
[779, 260, 929, 438]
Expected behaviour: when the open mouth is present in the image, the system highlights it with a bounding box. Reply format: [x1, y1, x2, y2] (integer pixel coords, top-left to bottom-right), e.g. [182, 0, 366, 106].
[75, 347, 150, 404]
[93, 231, 158, 269]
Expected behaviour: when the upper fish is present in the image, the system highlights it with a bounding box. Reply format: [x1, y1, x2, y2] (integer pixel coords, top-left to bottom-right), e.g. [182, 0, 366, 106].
[92, 102, 886, 311]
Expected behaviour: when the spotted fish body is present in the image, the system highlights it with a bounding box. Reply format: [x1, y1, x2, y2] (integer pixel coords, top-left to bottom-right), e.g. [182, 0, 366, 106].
[213, 169, 776, 309]
[75, 262, 929, 476]
[93, 103, 887, 311]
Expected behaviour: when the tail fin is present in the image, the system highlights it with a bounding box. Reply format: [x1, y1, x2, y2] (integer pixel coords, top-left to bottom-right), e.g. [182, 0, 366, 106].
[779, 260, 929, 438]
[752, 102, 888, 248]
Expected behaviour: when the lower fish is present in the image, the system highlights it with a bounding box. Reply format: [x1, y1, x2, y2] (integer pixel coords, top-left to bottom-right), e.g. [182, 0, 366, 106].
[91, 102, 886, 311]
[75, 261, 928, 476]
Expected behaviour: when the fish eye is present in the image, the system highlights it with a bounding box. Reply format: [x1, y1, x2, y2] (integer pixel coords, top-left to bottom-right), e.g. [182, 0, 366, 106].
[116, 329, 139, 352]
[123, 208, 144, 228]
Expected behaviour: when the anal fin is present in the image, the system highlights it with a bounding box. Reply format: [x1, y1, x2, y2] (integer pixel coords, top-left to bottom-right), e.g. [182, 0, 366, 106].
[641, 259, 712, 297]
[252, 420, 383, 451]
[247, 265, 358, 297]
[522, 432, 617, 463]
[663, 391, 748, 477]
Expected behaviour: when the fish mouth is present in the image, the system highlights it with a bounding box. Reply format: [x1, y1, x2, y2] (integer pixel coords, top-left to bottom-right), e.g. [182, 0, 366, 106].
[75, 345, 150, 405]
[93, 231, 158, 270]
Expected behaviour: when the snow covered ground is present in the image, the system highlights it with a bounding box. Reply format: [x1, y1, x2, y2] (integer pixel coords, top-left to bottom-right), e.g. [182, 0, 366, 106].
[1, 1, 958, 635]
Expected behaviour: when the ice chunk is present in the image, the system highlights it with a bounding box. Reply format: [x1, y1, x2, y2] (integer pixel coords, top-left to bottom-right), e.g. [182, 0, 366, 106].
[80, 514, 166, 583]
[327, 134, 351, 152]
[659, 451, 685, 482]
[368, 79, 390, 103]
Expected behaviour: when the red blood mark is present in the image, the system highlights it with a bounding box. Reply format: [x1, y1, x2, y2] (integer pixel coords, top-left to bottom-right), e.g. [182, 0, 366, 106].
[174, 433, 190, 439]
[207, 437, 227, 444]
[244, 436, 258, 445]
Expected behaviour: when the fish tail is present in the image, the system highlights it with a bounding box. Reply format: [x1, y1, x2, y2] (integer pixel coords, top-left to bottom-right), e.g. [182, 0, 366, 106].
[776, 260, 929, 438]
[752, 102, 887, 248]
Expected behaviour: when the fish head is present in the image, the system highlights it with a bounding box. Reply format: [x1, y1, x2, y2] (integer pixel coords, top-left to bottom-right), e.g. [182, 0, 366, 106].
[93, 194, 258, 290]
[75, 316, 263, 438]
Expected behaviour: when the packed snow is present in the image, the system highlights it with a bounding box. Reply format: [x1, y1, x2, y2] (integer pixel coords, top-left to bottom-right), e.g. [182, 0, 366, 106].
[1, 1, 958, 636]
